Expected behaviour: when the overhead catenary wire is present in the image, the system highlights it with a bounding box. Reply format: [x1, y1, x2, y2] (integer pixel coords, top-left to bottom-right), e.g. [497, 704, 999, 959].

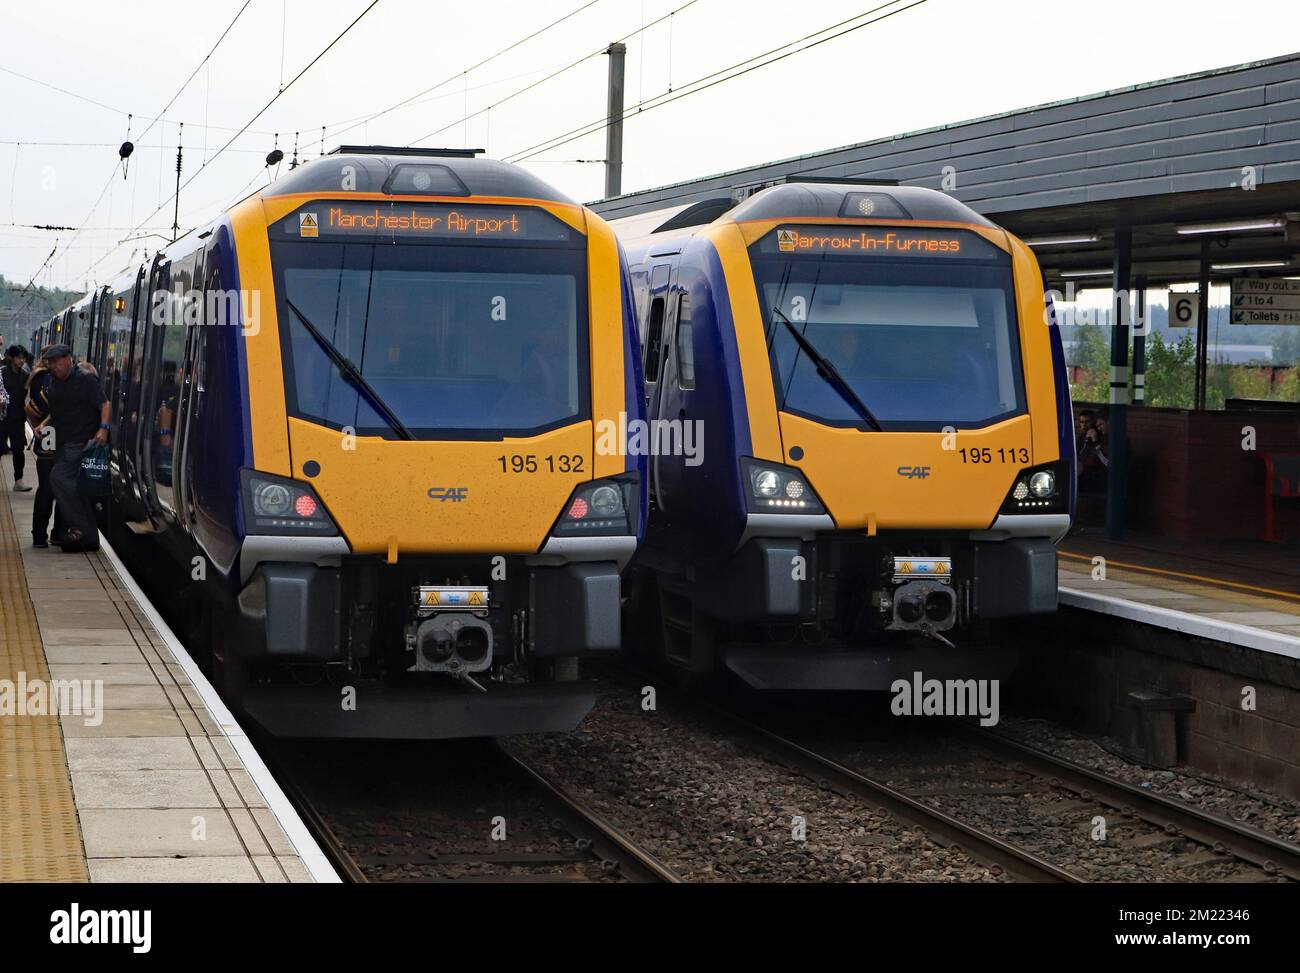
[319, 0, 606, 146]
[67, 0, 384, 289]
[132, 0, 255, 148]
[505, 0, 927, 164]
[25, 0, 256, 291]
[408, 0, 700, 148]
[12, 240, 58, 316]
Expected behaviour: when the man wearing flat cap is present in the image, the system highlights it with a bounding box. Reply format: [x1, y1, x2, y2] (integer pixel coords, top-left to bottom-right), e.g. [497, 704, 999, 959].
[32, 345, 109, 552]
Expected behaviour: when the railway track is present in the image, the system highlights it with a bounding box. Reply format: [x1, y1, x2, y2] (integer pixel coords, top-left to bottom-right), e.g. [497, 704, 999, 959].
[732, 711, 1299, 883]
[604, 659, 1298, 883]
[961, 729, 1300, 883]
[707, 707, 1080, 883]
[495, 743, 682, 883]
[273, 739, 681, 884]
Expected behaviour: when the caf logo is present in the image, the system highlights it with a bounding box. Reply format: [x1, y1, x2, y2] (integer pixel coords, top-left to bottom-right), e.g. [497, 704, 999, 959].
[299, 212, 319, 238]
[777, 229, 798, 252]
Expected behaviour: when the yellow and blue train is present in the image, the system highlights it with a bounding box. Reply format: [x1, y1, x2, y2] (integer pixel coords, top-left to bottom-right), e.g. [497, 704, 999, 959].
[612, 181, 1073, 689]
[38, 147, 646, 738]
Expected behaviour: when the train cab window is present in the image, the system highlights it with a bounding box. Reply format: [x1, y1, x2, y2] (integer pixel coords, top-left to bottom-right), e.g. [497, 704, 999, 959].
[674, 294, 695, 390]
[753, 228, 1024, 430]
[643, 296, 666, 385]
[272, 238, 590, 439]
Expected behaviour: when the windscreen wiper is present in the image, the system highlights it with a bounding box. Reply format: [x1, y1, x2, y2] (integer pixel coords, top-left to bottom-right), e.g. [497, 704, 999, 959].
[285, 299, 414, 441]
[771, 305, 883, 432]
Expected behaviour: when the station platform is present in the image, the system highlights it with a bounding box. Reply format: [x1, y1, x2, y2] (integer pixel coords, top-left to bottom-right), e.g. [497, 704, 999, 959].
[0, 465, 334, 883]
[1057, 530, 1300, 659]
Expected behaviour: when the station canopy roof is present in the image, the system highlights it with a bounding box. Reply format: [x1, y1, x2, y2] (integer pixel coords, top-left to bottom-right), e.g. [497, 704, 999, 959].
[590, 52, 1300, 290]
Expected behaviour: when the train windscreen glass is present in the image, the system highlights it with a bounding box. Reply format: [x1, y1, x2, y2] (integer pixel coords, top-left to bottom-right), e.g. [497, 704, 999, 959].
[751, 226, 1025, 430]
[270, 203, 589, 439]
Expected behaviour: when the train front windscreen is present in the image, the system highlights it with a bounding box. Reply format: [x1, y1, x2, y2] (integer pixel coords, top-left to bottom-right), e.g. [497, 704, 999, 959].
[752, 225, 1026, 431]
[270, 201, 590, 439]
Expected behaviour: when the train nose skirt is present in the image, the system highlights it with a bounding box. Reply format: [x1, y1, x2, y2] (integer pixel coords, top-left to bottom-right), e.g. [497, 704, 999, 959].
[239, 681, 595, 739]
[719, 643, 1021, 692]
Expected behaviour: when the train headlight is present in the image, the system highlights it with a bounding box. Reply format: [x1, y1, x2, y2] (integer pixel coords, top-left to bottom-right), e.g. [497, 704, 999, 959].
[590, 484, 622, 517]
[1029, 471, 1056, 498]
[551, 474, 640, 537]
[254, 482, 292, 516]
[741, 458, 826, 515]
[999, 461, 1068, 515]
[241, 470, 338, 535]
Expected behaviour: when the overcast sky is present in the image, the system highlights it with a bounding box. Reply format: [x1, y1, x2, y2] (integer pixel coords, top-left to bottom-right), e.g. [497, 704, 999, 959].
[2, 0, 1299, 292]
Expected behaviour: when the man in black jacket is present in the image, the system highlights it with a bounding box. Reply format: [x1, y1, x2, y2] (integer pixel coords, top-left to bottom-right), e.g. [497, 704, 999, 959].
[33, 345, 109, 552]
[1, 345, 32, 491]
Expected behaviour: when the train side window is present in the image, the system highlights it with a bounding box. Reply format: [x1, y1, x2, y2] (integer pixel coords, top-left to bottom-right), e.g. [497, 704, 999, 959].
[675, 295, 694, 391]
[643, 296, 666, 384]
[630, 269, 651, 345]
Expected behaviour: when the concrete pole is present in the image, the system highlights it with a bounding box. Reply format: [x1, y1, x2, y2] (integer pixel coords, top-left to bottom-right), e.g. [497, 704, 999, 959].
[604, 43, 626, 200]
[1194, 238, 1211, 410]
[1105, 227, 1132, 540]
[1132, 278, 1147, 406]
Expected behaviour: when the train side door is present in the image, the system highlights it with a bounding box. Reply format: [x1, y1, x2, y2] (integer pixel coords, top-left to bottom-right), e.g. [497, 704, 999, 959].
[172, 252, 211, 532]
[142, 252, 198, 523]
[639, 262, 678, 508]
[640, 263, 672, 421]
[116, 262, 155, 523]
[133, 255, 172, 522]
[652, 284, 696, 511]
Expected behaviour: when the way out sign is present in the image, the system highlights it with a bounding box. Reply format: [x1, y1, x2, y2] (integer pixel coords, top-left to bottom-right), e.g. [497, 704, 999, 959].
[1168, 291, 1198, 327]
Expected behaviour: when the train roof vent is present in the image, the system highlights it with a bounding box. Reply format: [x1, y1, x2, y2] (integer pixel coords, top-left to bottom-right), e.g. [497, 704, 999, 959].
[328, 145, 484, 158]
[259, 152, 575, 205]
[653, 197, 736, 233]
[726, 182, 994, 227]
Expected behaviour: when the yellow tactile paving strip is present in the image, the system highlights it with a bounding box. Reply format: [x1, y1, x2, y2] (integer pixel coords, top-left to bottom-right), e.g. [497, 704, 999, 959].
[0, 480, 89, 883]
[0, 460, 315, 883]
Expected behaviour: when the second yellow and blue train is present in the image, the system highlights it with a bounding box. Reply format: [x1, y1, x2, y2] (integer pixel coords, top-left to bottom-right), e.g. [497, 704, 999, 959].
[611, 180, 1073, 689]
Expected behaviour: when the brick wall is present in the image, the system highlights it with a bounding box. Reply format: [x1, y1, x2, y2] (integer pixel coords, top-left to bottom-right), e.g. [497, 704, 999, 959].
[1013, 609, 1300, 802]
[1079, 405, 1300, 540]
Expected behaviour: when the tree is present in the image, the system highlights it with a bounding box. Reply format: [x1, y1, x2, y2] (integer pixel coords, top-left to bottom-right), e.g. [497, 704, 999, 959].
[1144, 331, 1196, 408]
[1067, 323, 1109, 403]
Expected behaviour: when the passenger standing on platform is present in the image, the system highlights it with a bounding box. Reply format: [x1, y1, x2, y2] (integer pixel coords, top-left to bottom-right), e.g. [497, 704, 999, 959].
[1, 345, 33, 492]
[1078, 412, 1110, 492]
[24, 355, 66, 548]
[33, 345, 109, 552]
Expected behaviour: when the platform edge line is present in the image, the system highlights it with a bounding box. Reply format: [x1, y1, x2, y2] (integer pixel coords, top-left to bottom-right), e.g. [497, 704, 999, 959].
[97, 537, 341, 884]
[1059, 585, 1300, 661]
